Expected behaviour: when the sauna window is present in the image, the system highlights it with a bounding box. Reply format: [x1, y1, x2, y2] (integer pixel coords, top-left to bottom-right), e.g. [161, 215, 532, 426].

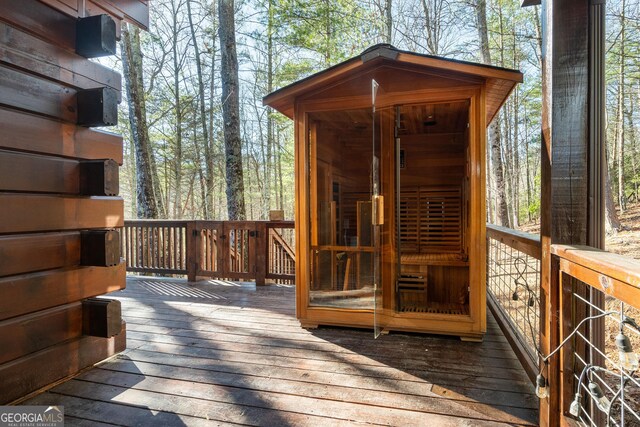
[308, 108, 376, 309]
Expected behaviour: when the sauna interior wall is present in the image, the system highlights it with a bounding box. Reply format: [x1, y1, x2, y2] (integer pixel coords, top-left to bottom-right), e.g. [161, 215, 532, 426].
[0, 0, 148, 404]
[398, 101, 470, 309]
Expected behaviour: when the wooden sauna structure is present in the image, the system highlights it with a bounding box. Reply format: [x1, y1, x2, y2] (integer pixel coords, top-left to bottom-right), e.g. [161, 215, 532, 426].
[264, 45, 522, 340]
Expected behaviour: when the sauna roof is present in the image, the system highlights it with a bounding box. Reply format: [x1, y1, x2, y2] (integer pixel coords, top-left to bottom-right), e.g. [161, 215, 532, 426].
[263, 44, 523, 125]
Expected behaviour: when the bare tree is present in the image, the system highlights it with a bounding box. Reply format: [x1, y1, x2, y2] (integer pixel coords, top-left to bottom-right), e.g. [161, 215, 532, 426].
[373, 0, 393, 43]
[219, 0, 246, 220]
[187, 0, 216, 219]
[121, 23, 159, 219]
[475, 0, 510, 227]
[605, 165, 623, 234]
[615, 0, 627, 212]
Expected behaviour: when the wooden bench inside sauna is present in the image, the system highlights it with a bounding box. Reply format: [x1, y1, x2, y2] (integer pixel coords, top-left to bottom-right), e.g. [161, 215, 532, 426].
[263, 44, 522, 339]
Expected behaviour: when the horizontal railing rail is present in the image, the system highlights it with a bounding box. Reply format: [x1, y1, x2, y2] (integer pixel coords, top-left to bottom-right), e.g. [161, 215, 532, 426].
[486, 224, 542, 383]
[121, 220, 295, 285]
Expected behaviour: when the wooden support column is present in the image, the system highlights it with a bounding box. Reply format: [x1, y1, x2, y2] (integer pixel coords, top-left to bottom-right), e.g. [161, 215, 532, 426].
[587, 3, 607, 425]
[540, 0, 604, 425]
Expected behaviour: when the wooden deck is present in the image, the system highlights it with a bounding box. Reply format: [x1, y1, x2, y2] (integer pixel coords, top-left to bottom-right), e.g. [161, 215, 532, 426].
[23, 276, 537, 426]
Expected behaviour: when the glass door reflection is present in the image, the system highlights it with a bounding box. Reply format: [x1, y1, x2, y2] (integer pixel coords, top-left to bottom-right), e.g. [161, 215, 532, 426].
[308, 106, 377, 309]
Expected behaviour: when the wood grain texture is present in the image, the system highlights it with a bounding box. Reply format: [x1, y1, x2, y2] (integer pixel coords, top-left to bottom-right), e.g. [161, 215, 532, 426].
[539, 1, 592, 425]
[0, 232, 80, 277]
[551, 244, 640, 288]
[0, 20, 121, 93]
[0, 64, 76, 122]
[19, 277, 537, 425]
[0, 0, 76, 51]
[549, 2, 589, 246]
[0, 263, 126, 321]
[0, 150, 79, 194]
[486, 224, 541, 259]
[0, 0, 139, 407]
[0, 194, 123, 233]
[82, 298, 122, 337]
[264, 48, 521, 123]
[0, 302, 82, 364]
[0, 107, 123, 164]
[0, 323, 125, 404]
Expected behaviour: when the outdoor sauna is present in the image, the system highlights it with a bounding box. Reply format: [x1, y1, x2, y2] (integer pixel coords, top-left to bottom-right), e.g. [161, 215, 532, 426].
[264, 45, 522, 340]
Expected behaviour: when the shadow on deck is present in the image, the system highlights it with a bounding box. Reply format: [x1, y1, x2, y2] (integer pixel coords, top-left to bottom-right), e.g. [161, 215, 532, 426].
[23, 276, 537, 426]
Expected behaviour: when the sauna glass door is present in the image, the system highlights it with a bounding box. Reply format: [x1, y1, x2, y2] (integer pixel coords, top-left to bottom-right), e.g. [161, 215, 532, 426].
[307, 103, 380, 310]
[372, 80, 384, 338]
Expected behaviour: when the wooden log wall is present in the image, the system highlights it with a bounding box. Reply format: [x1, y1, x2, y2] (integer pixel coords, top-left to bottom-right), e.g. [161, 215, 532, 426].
[0, 0, 148, 404]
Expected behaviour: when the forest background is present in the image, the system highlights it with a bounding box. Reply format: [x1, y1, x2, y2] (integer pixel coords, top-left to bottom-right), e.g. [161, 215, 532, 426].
[109, 0, 640, 256]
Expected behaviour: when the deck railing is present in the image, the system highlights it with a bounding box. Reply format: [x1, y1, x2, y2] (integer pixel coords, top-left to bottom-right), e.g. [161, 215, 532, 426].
[546, 245, 640, 427]
[123, 220, 189, 275]
[121, 220, 295, 285]
[486, 224, 542, 382]
[487, 224, 640, 426]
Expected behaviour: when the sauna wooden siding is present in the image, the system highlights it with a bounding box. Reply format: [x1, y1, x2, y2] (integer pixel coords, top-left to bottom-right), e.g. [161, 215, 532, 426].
[0, 0, 148, 404]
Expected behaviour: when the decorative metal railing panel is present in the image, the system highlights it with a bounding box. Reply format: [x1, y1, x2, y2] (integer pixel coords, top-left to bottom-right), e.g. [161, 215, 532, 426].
[486, 224, 541, 382]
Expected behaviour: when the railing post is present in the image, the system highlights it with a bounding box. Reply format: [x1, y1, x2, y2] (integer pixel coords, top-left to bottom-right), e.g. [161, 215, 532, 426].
[255, 222, 267, 286]
[539, 253, 561, 427]
[558, 256, 573, 423]
[186, 221, 199, 282]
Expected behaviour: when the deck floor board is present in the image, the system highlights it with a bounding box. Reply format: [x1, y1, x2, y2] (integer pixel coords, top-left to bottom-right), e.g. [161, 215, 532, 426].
[22, 276, 537, 426]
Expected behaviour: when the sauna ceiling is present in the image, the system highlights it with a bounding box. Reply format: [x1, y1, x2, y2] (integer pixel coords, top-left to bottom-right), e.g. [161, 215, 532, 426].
[309, 100, 469, 137]
[398, 101, 468, 135]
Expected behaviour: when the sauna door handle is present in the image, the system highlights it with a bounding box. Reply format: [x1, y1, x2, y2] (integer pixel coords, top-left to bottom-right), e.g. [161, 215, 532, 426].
[372, 195, 384, 225]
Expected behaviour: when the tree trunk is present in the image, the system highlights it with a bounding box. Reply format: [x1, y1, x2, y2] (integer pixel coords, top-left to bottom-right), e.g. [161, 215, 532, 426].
[625, 101, 638, 202]
[264, 0, 275, 214]
[218, 0, 246, 220]
[171, 0, 183, 219]
[512, 92, 520, 227]
[126, 133, 138, 217]
[121, 23, 158, 219]
[486, 141, 494, 223]
[208, 0, 221, 219]
[422, 0, 443, 55]
[191, 118, 208, 218]
[605, 165, 622, 234]
[489, 117, 511, 227]
[385, 0, 392, 43]
[616, 0, 626, 212]
[187, 0, 215, 219]
[277, 129, 284, 210]
[374, 0, 393, 43]
[324, 0, 332, 66]
[524, 104, 533, 223]
[475, 0, 510, 227]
